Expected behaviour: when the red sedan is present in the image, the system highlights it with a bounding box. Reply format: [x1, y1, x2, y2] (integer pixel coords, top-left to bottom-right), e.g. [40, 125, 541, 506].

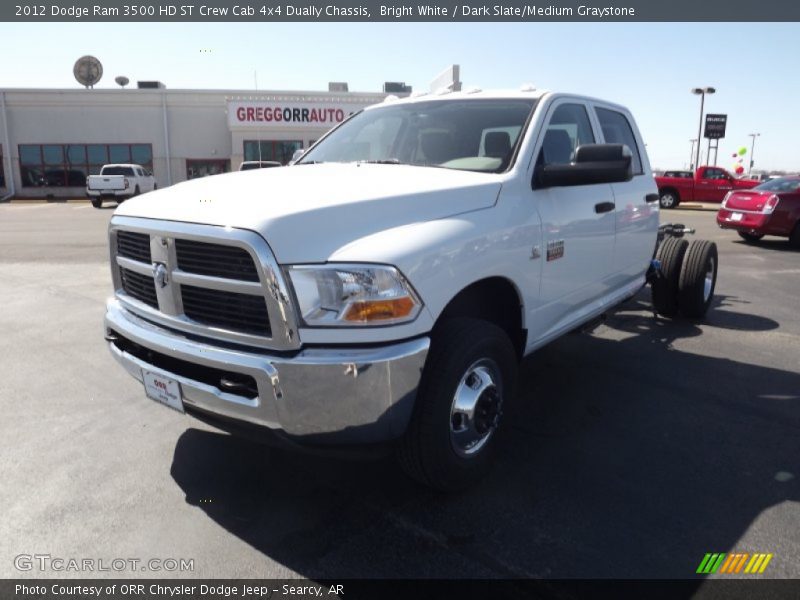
[717, 176, 800, 247]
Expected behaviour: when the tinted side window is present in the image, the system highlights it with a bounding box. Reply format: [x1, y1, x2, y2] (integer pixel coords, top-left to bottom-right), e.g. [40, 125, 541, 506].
[596, 107, 643, 175]
[703, 168, 727, 180]
[539, 103, 595, 166]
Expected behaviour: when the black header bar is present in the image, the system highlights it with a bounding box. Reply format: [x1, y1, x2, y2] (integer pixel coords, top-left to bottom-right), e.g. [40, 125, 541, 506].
[5, 0, 800, 22]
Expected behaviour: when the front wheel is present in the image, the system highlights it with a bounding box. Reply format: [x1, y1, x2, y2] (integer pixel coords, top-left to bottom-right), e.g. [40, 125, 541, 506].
[738, 231, 764, 243]
[398, 318, 518, 492]
[659, 190, 680, 209]
[678, 240, 718, 318]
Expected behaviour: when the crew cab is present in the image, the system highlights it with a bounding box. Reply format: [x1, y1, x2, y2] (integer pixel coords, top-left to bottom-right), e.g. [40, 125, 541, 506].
[717, 176, 800, 246]
[655, 166, 759, 209]
[103, 90, 718, 490]
[87, 164, 156, 208]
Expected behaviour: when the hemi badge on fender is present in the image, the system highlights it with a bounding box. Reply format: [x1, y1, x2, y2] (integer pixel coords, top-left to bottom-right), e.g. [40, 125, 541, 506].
[546, 240, 565, 262]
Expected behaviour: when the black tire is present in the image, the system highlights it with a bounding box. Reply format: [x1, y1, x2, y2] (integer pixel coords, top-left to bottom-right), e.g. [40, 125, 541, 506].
[652, 237, 688, 317]
[789, 222, 800, 249]
[153, 183, 158, 190]
[398, 318, 518, 492]
[134, 185, 140, 196]
[738, 231, 764, 243]
[659, 189, 680, 209]
[678, 240, 718, 318]
[90, 198, 102, 209]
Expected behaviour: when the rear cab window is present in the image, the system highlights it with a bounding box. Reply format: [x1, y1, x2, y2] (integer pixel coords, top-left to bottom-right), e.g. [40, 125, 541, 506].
[595, 106, 643, 175]
[101, 166, 135, 176]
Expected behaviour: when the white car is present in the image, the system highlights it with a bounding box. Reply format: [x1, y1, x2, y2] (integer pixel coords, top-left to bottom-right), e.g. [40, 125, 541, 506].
[86, 164, 156, 208]
[103, 89, 718, 490]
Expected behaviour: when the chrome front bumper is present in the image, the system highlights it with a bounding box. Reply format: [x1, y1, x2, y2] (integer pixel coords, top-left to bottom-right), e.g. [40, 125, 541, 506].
[105, 298, 429, 444]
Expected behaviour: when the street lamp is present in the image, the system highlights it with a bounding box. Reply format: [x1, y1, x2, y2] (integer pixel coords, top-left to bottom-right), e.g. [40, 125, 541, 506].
[691, 87, 716, 170]
[748, 133, 761, 176]
[689, 138, 698, 169]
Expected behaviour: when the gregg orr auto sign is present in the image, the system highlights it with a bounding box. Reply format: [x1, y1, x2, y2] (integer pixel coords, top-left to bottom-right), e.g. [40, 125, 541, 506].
[228, 101, 372, 128]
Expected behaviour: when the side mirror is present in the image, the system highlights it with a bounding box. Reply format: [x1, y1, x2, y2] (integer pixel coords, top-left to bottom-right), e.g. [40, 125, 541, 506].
[534, 143, 633, 189]
[290, 149, 305, 164]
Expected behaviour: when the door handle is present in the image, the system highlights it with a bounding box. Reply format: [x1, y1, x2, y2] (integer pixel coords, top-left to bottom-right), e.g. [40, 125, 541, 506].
[594, 201, 615, 214]
[645, 193, 659, 204]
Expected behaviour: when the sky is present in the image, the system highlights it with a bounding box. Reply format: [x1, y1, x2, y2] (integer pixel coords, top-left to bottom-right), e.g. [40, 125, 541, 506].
[1, 22, 799, 171]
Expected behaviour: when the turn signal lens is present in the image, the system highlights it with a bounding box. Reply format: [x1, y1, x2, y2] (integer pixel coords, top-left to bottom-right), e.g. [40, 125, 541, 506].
[343, 297, 416, 323]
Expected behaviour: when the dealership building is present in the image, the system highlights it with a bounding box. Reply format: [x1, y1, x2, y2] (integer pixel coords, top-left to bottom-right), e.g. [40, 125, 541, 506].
[0, 84, 393, 199]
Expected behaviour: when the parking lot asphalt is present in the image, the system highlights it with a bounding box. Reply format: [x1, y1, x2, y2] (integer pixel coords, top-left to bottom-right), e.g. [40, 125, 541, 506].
[0, 202, 798, 584]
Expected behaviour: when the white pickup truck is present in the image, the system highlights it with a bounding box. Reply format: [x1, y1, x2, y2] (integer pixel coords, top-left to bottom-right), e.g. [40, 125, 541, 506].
[87, 164, 156, 208]
[104, 90, 718, 490]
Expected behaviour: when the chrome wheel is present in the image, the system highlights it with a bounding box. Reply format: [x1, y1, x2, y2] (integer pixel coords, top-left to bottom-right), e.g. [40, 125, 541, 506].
[449, 358, 503, 457]
[660, 192, 677, 209]
[703, 257, 716, 302]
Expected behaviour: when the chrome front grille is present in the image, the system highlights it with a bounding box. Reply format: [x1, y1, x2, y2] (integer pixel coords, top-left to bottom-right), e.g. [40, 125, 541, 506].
[108, 218, 299, 351]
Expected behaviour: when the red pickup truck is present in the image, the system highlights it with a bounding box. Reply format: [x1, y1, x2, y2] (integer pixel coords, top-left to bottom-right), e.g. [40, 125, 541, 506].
[655, 166, 759, 209]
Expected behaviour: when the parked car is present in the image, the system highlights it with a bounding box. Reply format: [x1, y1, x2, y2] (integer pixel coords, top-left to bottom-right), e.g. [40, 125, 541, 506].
[717, 176, 800, 247]
[86, 164, 156, 208]
[103, 90, 718, 491]
[239, 160, 282, 171]
[655, 166, 759, 209]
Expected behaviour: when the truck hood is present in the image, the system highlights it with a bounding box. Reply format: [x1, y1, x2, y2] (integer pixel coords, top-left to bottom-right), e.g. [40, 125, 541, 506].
[114, 163, 501, 263]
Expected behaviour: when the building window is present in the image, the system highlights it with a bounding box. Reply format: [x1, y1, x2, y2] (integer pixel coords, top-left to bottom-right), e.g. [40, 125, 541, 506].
[186, 159, 230, 180]
[18, 143, 153, 187]
[244, 140, 302, 165]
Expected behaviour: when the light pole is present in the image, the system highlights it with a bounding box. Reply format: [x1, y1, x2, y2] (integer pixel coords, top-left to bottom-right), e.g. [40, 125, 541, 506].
[691, 87, 716, 170]
[689, 138, 698, 169]
[748, 133, 761, 176]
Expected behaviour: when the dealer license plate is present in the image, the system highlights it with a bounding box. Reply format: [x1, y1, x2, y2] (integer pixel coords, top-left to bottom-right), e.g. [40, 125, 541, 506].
[730, 212, 744, 222]
[142, 370, 184, 413]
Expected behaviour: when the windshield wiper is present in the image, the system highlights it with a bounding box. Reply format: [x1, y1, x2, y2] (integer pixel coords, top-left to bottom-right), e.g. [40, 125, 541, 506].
[357, 159, 403, 165]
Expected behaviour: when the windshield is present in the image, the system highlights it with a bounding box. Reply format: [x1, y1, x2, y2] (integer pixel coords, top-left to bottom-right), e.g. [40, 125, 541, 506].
[298, 98, 537, 173]
[101, 166, 135, 176]
[754, 177, 800, 192]
[241, 161, 280, 170]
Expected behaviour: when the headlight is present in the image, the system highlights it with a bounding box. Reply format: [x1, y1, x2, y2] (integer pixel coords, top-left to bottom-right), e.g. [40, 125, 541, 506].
[286, 264, 422, 326]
